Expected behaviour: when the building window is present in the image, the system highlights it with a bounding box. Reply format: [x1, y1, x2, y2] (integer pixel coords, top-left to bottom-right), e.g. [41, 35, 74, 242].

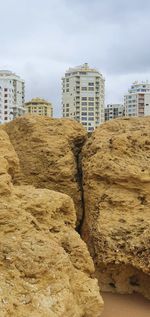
[88, 112, 94, 116]
[81, 117, 87, 121]
[82, 102, 87, 106]
[89, 97, 94, 101]
[88, 83, 94, 86]
[82, 97, 87, 100]
[88, 87, 94, 91]
[88, 117, 94, 121]
[81, 87, 87, 91]
[82, 112, 87, 115]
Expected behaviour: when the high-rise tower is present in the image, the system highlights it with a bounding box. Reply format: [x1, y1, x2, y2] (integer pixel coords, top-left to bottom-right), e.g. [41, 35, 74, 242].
[0, 70, 25, 124]
[62, 63, 105, 132]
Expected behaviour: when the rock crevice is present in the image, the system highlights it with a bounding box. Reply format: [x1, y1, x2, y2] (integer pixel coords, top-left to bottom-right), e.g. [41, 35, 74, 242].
[0, 124, 104, 317]
[0, 114, 150, 316]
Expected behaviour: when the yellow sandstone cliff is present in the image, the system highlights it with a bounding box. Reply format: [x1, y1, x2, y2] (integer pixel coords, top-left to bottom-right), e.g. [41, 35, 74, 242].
[0, 125, 103, 316]
[82, 117, 150, 299]
[4, 115, 87, 226]
[0, 114, 150, 317]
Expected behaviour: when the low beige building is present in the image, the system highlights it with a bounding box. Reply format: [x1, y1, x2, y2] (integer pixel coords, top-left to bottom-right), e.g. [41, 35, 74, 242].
[25, 98, 53, 117]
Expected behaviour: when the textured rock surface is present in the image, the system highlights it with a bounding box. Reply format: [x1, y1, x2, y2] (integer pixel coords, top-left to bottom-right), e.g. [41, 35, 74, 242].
[0, 129, 20, 195]
[82, 117, 150, 299]
[4, 115, 87, 225]
[0, 126, 103, 317]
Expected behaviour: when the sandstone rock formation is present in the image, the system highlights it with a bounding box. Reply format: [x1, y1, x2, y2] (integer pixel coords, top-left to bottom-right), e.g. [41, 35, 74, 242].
[82, 117, 150, 299]
[0, 129, 19, 195]
[4, 115, 87, 225]
[1, 113, 150, 315]
[0, 128, 103, 316]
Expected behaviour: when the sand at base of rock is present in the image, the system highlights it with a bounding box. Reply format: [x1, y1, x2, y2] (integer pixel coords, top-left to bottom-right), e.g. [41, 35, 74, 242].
[101, 292, 150, 317]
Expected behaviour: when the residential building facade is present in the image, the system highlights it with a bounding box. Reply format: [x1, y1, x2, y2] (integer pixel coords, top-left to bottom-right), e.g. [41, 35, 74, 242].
[105, 104, 125, 121]
[124, 81, 150, 117]
[25, 98, 53, 117]
[62, 63, 105, 132]
[0, 70, 25, 124]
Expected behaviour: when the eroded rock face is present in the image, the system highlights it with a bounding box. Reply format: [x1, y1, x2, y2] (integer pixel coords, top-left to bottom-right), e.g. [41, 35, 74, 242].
[0, 126, 103, 317]
[0, 129, 20, 195]
[82, 117, 150, 299]
[4, 115, 87, 225]
[0, 186, 103, 317]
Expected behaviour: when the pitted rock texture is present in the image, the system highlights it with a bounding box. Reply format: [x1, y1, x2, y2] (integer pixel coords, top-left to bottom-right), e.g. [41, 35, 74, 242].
[0, 127, 103, 317]
[4, 115, 87, 225]
[0, 187, 103, 317]
[82, 117, 150, 299]
[0, 129, 20, 195]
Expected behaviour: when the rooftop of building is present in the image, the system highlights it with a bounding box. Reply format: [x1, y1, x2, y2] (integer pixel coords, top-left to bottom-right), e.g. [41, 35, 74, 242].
[65, 63, 103, 77]
[124, 81, 150, 95]
[0, 70, 23, 81]
[132, 80, 150, 86]
[25, 98, 52, 106]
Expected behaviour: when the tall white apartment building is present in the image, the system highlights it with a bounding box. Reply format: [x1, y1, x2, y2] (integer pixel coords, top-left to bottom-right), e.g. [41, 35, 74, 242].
[105, 104, 125, 121]
[0, 70, 25, 124]
[124, 81, 150, 117]
[62, 63, 105, 132]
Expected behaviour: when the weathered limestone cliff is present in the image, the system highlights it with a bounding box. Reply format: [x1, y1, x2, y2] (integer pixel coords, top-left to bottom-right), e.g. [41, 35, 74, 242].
[4, 116, 87, 225]
[82, 117, 150, 299]
[1, 114, 150, 316]
[0, 127, 103, 317]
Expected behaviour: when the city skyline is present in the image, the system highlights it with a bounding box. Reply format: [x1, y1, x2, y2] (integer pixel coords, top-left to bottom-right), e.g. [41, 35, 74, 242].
[1, 0, 150, 117]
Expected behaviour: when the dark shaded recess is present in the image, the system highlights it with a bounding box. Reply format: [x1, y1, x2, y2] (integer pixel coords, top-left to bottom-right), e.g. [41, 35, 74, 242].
[109, 282, 116, 288]
[129, 275, 140, 287]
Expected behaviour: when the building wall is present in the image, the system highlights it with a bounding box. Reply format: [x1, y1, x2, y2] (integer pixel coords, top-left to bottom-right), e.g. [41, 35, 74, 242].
[124, 82, 150, 117]
[105, 104, 125, 121]
[62, 63, 105, 132]
[0, 70, 25, 124]
[25, 98, 53, 117]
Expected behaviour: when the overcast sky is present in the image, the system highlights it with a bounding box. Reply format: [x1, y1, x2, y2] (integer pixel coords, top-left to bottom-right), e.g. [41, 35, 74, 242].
[1, 0, 150, 116]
